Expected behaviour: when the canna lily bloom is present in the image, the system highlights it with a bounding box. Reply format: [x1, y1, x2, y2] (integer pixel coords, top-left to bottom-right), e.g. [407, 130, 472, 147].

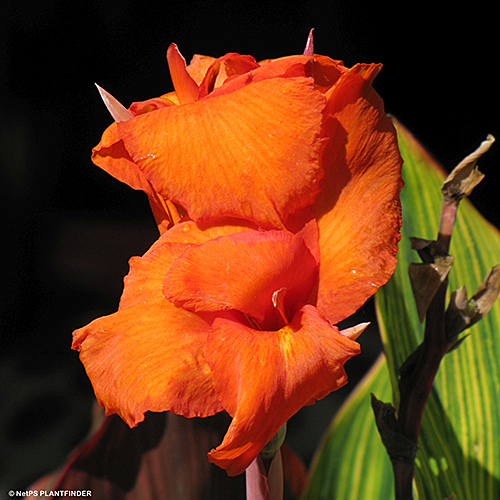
[74, 38, 403, 476]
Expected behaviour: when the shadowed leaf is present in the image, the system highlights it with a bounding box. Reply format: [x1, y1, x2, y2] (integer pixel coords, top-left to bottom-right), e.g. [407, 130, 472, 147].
[31, 410, 245, 499]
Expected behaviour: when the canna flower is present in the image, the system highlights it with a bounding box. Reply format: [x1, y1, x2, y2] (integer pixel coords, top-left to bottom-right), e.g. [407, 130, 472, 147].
[73, 37, 403, 476]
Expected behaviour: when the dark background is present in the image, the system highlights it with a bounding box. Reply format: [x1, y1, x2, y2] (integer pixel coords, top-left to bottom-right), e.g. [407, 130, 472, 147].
[1, 0, 498, 493]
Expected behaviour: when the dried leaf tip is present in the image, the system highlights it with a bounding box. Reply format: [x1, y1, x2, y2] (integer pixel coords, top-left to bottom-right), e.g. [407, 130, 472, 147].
[95, 83, 134, 123]
[441, 134, 495, 201]
[409, 261, 453, 322]
[446, 264, 500, 338]
[303, 28, 315, 57]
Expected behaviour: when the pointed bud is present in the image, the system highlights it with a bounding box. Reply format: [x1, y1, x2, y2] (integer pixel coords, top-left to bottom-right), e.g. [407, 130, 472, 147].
[339, 322, 370, 340]
[303, 29, 315, 57]
[95, 84, 134, 122]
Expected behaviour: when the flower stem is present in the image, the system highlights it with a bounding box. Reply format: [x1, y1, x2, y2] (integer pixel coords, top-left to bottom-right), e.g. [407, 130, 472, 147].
[393, 199, 459, 499]
[374, 134, 494, 499]
[245, 451, 283, 500]
[436, 199, 458, 256]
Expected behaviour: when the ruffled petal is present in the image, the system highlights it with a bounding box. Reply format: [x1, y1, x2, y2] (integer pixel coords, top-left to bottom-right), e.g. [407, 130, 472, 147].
[119, 219, 255, 309]
[255, 55, 347, 91]
[116, 77, 326, 228]
[72, 301, 221, 427]
[72, 226, 229, 427]
[206, 304, 360, 476]
[163, 230, 318, 329]
[198, 53, 259, 98]
[207, 54, 346, 100]
[314, 63, 403, 324]
[129, 94, 178, 115]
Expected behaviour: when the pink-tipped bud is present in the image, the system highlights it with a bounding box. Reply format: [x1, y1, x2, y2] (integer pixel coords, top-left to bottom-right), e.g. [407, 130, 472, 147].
[95, 84, 134, 122]
[303, 28, 315, 57]
[339, 322, 370, 340]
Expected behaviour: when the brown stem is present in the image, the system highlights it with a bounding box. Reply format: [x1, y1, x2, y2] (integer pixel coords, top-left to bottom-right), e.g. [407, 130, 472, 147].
[393, 459, 416, 500]
[392, 198, 460, 499]
[398, 280, 448, 443]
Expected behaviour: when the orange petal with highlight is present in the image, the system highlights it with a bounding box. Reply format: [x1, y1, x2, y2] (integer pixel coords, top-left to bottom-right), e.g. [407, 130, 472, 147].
[116, 77, 326, 228]
[72, 229, 224, 426]
[314, 63, 403, 324]
[206, 305, 360, 476]
[163, 230, 318, 328]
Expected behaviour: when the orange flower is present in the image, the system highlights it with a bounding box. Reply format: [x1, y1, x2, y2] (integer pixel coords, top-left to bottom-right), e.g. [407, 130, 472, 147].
[74, 40, 403, 476]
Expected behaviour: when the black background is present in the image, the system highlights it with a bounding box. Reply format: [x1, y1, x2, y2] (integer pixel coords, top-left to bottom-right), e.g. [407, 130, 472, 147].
[1, 0, 498, 492]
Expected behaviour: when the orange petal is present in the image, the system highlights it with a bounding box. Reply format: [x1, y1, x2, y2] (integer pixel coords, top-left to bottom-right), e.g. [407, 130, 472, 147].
[163, 230, 318, 329]
[198, 53, 260, 98]
[255, 54, 346, 89]
[166, 43, 200, 105]
[92, 122, 155, 195]
[119, 218, 257, 309]
[129, 94, 178, 115]
[314, 64, 403, 324]
[208, 54, 345, 100]
[72, 228, 225, 426]
[187, 54, 217, 85]
[284, 206, 320, 264]
[72, 301, 221, 427]
[116, 77, 326, 228]
[206, 304, 360, 476]
[91, 122, 172, 228]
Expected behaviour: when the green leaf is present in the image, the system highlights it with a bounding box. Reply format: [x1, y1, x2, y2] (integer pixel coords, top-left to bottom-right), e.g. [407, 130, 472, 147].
[303, 355, 394, 499]
[376, 119, 500, 499]
[303, 119, 499, 500]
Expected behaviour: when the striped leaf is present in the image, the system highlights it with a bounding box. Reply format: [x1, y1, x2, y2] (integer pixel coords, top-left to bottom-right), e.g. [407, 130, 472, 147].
[378, 119, 500, 499]
[303, 355, 394, 499]
[303, 120, 500, 499]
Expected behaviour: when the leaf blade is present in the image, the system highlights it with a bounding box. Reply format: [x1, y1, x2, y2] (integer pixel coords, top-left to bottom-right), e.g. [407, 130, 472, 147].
[303, 119, 499, 500]
[377, 119, 500, 499]
[303, 355, 395, 500]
